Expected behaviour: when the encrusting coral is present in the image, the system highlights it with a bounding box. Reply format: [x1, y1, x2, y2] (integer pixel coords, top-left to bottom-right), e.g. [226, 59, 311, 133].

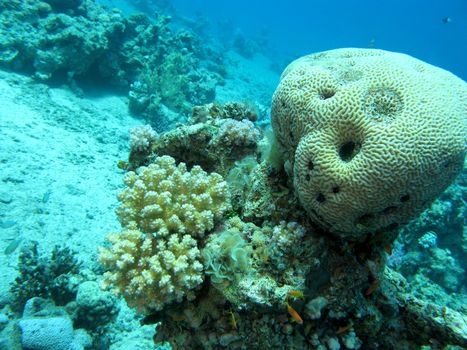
[100, 155, 230, 312]
[271, 48, 466, 239]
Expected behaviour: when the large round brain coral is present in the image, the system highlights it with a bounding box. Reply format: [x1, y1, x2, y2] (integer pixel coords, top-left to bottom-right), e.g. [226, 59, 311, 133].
[271, 48, 466, 239]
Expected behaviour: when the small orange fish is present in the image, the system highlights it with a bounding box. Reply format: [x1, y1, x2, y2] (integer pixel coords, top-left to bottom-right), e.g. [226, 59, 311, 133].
[384, 244, 393, 255]
[365, 279, 381, 296]
[286, 302, 303, 324]
[337, 324, 351, 334]
[229, 309, 237, 330]
[287, 290, 304, 298]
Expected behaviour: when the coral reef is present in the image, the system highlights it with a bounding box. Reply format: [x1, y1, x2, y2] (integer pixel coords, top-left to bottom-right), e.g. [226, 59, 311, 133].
[271, 48, 466, 239]
[115, 155, 230, 236]
[18, 297, 92, 350]
[388, 170, 466, 310]
[215, 119, 261, 149]
[129, 49, 223, 120]
[125, 101, 263, 174]
[0, 0, 123, 81]
[100, 226, 205, 312]
[19, 316, 75, 350]
[202, 228, 252, 287]
[127, 124, 159, 169]
[102, 121, 467, 350]
[0, 0, 225, 121]
[10, 242, 81, 309]
[129, 125, 158, 153]
[100, 155, 230, 312]
[73, 281, 119, 330]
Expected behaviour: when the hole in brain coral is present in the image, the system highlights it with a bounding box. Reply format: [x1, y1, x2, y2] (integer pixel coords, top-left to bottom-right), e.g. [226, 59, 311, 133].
[382, 206, 398, 215]
[316, 193, 325, 203]
[319, 87, 335, 100]
[305, 174, 311, 181]
[356, 213, 374, 227]
[339, 141, 361, 162]
[332, 186, 340, 194]
[400, 194, 410, 203]
[308, 160, 314, 171]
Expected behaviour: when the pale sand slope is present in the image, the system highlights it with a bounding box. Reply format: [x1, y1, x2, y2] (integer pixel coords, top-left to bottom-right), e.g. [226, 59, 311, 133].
[0, 69, 163, 348]
[0, 70, 141, 273]
[0, 51, 278, 348]
[216, 51, 280, 110]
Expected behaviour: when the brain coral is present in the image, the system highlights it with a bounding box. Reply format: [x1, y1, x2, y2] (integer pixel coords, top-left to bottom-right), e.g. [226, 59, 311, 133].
[271, 48, 466, 239]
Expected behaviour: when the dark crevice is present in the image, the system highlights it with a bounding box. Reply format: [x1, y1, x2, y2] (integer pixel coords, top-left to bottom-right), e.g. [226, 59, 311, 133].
[382, 206, 398, 215]
[339, 141, 361, 162]
[316, 193, 326, 203]
[356, 213, 374, 226]
[400, 194, 410, 202]
[319, 88, 336, 100]
[308, 161, 314, 171]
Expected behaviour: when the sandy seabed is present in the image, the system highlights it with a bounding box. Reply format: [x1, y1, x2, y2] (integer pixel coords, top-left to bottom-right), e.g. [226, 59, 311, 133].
[0, 50, 280, 348]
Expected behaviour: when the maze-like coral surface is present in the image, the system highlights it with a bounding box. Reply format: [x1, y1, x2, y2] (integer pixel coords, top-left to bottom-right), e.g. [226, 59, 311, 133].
[272, 48, 466, 239]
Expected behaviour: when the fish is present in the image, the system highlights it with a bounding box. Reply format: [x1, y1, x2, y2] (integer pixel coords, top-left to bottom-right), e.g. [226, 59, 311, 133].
[229, 309, 237, 330]
[384, 244, 393, 255]
[442, 17, 452, 24]
[4, 238, 22, 255]
[42, 189, 52, 203]
[286, 302, 303, 325]
[337, 324, 352, 334]
[0, 220, 17, 229]
[365, 279, 381, 296]
[287, 290, 305, 299]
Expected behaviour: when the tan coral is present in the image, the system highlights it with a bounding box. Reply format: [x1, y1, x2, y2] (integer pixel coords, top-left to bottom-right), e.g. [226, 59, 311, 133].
[100, 155, 230, 312]
[271, 48, 466, 239]
[116, 155, 230, 237]
[99, 226, 203, 311]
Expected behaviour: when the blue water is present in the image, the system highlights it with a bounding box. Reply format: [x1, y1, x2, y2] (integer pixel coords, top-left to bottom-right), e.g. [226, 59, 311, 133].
[172, 0, 467, 79]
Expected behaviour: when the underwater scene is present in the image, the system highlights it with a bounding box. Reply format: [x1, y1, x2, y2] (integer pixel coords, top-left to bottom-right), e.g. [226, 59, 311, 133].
[0, 0, 466, 349]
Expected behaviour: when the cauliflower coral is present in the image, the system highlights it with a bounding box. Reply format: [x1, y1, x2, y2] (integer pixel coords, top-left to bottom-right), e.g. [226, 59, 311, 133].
[100, 155, 230, 312]
[116, 155, 230, 237]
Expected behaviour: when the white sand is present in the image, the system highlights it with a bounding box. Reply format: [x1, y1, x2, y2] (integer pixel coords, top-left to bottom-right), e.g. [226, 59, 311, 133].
[0, 70, 143, 301]
[0, 56, 278, 347]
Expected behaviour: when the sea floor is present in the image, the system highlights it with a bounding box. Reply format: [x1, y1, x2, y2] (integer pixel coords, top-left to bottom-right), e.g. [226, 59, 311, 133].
[0, 51, 279, 349]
